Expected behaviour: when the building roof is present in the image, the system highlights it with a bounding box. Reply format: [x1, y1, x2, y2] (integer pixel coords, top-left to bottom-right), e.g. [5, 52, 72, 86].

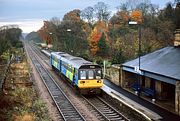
[122, 47, 180, 80]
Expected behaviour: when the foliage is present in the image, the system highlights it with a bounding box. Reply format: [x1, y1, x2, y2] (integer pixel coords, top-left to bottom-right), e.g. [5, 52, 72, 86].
[97, 32, 109, 56]
[36, 1, 180, 65]
[0, 38, 11, 56]
[32, 99, 50, 121]
[0, 26, 22, 57]
[25, 32, 42, 43]
[131, 10, 143, 24]
[37, 21, 53, 44]
[88, 21, 109, 56]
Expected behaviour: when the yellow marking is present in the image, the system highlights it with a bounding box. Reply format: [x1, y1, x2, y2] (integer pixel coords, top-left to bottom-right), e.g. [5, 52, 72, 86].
[78, 79, 103, 88]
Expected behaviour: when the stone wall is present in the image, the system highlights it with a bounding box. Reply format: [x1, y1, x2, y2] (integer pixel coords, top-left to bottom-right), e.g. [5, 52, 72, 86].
[105, 65, 121, 86]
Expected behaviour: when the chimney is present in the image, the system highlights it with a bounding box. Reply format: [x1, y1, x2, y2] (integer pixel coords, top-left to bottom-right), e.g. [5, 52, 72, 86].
[174, 29, 180, 47]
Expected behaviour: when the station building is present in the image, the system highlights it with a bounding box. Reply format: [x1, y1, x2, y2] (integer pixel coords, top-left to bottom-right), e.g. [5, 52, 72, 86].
[121, 29, 180, 115]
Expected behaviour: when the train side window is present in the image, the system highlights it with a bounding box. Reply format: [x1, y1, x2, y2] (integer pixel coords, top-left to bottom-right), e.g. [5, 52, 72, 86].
[80, 70, 86, 80]
[96, 70, 101, 79]
[88, 70, 94, 79]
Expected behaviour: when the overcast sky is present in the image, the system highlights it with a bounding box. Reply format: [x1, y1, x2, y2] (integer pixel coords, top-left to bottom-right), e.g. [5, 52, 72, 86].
[0, 0, 174, 33]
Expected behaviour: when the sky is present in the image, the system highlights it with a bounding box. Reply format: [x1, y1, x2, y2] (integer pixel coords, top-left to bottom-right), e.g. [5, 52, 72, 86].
[0, 0, 174, 33]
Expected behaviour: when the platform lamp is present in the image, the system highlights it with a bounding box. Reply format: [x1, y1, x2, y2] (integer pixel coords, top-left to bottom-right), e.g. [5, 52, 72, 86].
[66, 29, 74, 54]
[49, 32, 53, 43]
[129, 21, 142, 97]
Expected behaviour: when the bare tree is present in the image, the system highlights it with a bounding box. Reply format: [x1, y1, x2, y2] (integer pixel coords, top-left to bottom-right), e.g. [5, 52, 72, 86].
[50, 17, 61, 26]
[116, 3, 129, 11]
[94, 2, 111, 22]
[81, 6, 94, 24]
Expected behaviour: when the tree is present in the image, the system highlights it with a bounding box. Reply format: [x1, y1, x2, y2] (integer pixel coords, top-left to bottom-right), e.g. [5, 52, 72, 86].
[50, 17, 61, 26]
[0, 38, 10, 56]
[37, 21, 53, 45]
[81, 6, 94, 24]
[26, 32, 42, 43]
[88, 21, 109, 56]
[164, 3, 174, 20]
[88, 28, 102, 55]
[60, 9, 88, 55]
[97, 32, 109, 56]
[63, 9, 81, 22]
[0, 25, 22, 56]
[131, 10, 143, 24]
[174, 2, 180, 28]
[94, 2, 110, 22]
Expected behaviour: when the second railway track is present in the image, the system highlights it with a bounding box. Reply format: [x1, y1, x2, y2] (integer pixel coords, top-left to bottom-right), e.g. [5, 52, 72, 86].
[27, 42, 130, 121]
[83, 96, 129, 121]
[25, 42, 86, 121]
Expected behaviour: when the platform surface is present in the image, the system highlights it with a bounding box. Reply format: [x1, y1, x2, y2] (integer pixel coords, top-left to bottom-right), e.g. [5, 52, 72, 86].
[102, 79, 180, 121]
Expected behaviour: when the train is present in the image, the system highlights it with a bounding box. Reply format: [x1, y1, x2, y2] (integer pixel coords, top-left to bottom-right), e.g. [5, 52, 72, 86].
[50, 52, 103, 94]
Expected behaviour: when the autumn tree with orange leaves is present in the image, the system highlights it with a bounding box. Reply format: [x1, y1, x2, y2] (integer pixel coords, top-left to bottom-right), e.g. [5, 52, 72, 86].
[88, 21, 109, 56]
[89, 28, 102, 55]
[37, 21, 52, 45]
[130, 10, 143, 24]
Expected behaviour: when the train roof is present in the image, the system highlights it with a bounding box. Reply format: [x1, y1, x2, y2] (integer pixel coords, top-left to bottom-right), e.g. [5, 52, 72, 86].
[51, 52, 99, 69]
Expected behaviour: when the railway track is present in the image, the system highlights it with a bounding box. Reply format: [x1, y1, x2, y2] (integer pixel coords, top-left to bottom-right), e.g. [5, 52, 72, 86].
[28, 42, 130, 121]
[25, 43, 86, 121]
[83, 96, 129, 121]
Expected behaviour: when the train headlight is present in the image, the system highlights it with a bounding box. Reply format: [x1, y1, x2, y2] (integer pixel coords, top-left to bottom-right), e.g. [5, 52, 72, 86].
[97, 80, 101, 83]
[80, 81, 85, 84]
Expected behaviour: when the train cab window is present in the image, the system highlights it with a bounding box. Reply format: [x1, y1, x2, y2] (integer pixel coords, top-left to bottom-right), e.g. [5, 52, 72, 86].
[96, 70, 101, 79]
[80, 70, 86, 79]
[88, 70, 94, 79]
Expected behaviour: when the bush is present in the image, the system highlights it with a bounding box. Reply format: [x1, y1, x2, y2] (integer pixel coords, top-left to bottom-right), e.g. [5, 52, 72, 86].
[32, 99, 50, 121]
[15, 41, 23, 48]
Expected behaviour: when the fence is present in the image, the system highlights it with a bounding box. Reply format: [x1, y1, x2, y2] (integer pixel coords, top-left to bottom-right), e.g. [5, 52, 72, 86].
[0, 56, 13, 94]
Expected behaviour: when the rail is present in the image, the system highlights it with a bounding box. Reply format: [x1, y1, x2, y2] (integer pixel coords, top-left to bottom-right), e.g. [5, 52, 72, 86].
[83, 96, 129, 121]
[26, 43, 86, 121]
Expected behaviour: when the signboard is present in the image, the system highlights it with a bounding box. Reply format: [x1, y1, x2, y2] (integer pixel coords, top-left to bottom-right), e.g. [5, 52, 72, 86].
[134, 66, 142, 74]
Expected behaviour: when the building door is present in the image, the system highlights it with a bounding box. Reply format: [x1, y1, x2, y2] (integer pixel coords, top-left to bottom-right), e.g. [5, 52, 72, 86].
[150, 78, 156, 90]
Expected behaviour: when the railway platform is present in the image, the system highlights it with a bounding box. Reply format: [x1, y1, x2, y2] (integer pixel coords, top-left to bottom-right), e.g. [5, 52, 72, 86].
[102, 79, 180, 121]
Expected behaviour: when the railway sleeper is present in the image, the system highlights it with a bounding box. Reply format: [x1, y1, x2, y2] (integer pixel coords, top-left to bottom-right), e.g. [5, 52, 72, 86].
[61, 108, 74, 111]
[106, 115, 121, 118]
[102, 111, 116, 115]
[100, 107, 111, 110]
[64, 111, 79, 115]
[111, 118, 125, 121]
[101, 110, 114, 113]
[64, 115, 82, 118]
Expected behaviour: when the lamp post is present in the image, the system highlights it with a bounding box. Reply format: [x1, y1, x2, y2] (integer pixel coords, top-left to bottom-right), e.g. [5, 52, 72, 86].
[129, 21, 141, 96]
[67, 29, 72, 32]
[66, 29, 74, 54]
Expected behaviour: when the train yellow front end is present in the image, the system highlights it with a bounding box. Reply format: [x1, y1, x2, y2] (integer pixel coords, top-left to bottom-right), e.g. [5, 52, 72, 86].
[77, 65, 103, 94]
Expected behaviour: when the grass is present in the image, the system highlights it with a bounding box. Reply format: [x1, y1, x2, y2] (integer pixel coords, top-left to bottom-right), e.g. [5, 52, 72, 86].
[0, 48, 50, 121]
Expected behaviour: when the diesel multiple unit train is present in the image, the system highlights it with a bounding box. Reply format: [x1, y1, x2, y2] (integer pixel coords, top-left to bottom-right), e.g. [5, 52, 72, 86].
[50, 52, 103, 94]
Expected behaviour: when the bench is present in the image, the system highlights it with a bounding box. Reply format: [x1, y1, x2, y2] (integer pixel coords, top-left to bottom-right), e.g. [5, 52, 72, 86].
[131, 82, 140, 91]
[143, 88, 155, 97]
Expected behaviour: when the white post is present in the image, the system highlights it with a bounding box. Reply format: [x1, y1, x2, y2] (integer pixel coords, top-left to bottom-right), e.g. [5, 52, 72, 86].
[103, 60, 106, 78]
